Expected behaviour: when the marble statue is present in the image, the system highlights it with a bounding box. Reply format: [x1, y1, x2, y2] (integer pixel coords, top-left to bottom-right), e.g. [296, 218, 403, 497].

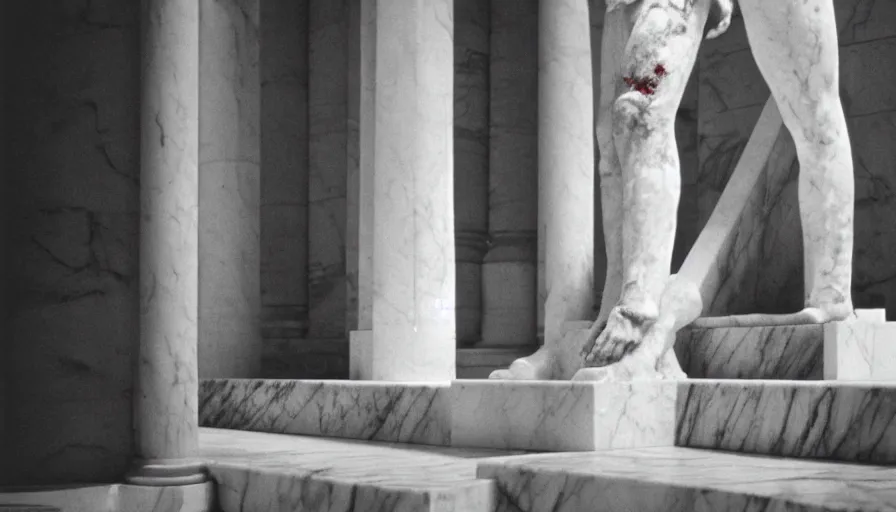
[491, 0, 855, 382]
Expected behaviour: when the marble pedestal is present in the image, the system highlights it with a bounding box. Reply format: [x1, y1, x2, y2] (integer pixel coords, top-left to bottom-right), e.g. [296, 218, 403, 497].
[451, 380, 678, 452]
[671, 310, 896, 380]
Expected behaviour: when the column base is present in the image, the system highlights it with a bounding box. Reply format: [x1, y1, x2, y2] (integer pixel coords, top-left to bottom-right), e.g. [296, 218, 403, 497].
[125, 458, 208, 486]
[349, 330, 373, 380]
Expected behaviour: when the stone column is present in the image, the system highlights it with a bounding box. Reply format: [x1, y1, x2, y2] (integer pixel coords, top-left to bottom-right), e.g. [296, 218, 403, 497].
[454, 0, 490, 347]
[349, 0, 375, 379]
[346, 0, 361, 333]
[198, 0, 261, 379]
[129, 0, 205, 485]
[480, 0, 538, 347]
[307, 0, 348, 345]
[538, 0, 595, 347]
[371, 0, 456, 381]
[260, 0, 310, 352]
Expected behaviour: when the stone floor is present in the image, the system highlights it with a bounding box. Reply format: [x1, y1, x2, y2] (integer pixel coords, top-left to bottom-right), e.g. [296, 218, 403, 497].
[201, 428, 896, 512]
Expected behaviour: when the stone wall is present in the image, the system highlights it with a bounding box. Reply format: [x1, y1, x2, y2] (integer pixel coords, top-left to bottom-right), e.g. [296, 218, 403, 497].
[3, 0, 139, 484]
[695, 3, 896, 317]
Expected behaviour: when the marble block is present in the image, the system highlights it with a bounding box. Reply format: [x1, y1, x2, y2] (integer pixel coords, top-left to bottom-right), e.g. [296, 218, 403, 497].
[676, 380, 896, 463]
[675, 324, 823, 379]
[825, 320, 896, 380]
[199, 379, 451, 446]
[0, 482, 213, 512]
[348, 329, 372, 380]
[202, 428, 511, 512]
[477, 447, 896, 512]
[450, 380, 678, 452]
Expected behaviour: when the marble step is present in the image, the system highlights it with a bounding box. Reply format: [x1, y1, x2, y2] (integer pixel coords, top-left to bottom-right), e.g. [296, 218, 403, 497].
[201, 378, 896, 461]
[200, 427, 514, 512]
[478, 446, 896, 512]
[673, 311, 896, 380]
[201, 429, 896, 512]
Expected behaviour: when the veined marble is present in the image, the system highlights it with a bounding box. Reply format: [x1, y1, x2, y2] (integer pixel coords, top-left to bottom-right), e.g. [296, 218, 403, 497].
[675, 324, 823, 379]
[825, 320, 896, 380]
[676, 380, 896, 463]
[0, 483, 213, 512]
[450, 379, 677, 451]
[371, 0, 456, 380]
[199, 379, 451, 445]
[201, 428, 514, 512]
[478, 447, 896, 512]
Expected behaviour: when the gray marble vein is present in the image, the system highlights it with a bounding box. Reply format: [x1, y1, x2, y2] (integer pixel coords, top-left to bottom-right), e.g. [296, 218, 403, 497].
[199, 379, 451, 446]
[675, 325, 823, 379]
[676, 380, 896, 463]
[201, 428, 511, 512]
[478, 446, 896, 512]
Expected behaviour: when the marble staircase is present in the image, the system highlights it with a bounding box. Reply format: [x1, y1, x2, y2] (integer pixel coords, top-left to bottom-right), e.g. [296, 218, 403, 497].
[196, 311, 896, 511]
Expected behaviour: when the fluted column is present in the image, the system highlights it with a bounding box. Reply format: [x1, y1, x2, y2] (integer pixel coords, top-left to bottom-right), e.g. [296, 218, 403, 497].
[480, 0, 538, 347]
[129, 0, 205, 485]
[538, 0, 595, 347]
[371, 0, 456, 381]
[198, 0, 261, 378]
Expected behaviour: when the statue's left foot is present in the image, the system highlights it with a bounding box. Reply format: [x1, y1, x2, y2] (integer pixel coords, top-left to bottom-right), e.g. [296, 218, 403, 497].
[581, 305, 657, 367]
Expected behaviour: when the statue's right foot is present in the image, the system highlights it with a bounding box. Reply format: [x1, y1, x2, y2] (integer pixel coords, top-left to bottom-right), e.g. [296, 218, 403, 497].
[488, 346, 555, 380]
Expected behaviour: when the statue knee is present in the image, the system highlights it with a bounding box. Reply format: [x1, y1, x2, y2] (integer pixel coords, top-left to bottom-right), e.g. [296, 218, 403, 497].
[611, 92, 654, 138]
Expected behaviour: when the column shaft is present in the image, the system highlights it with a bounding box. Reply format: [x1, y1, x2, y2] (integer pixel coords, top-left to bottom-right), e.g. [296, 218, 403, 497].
[480, 0, 538, 347]
[131, 0, 205, 485]
[260, 0, 310, 344]
[198, 0, 261, 378]
[538, 0, 595, 346]
[308, 0, 348, 342]
[372, 0, 456, 381]
[454, 0, 490, 347]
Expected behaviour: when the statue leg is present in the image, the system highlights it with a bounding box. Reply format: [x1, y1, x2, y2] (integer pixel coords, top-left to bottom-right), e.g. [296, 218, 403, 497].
[586, 4, 635, 357]
[740, 0, 854, 323]
[580, 0, 710, 370]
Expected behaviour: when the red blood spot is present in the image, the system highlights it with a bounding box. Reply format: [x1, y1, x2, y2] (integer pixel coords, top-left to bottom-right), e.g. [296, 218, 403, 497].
[654, 64, 667, 76]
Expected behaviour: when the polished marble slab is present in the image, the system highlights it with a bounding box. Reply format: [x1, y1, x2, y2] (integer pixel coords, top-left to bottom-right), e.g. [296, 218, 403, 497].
[675, 324, 823, 379]
[199, 379, 451, 446]
[675, 312, 895, 381]
[478, 446, 896, 512]
[451, 380, 678, 452]
[0, 483, 213, 512]
[200, 427, 519, 512]
[676, 379, 896, 464]
[825, 320, 896, 380]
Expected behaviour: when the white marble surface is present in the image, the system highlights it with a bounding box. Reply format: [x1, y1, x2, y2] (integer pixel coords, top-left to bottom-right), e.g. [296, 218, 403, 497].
[825, 320, 896, 380]
[480, 0, 538, 348]
[201, 428, 512, 512]
[371, 0, 456, 380]
[677, 380, 896, 464]
[537, 0, 595, 356]
[135, 0, 203, 476]
[348, 329, 371, 380]
[199, 379, 451, 445]
[479, 446, 896, 512]
[451, 379, 677, 451]
[198, 0, 261, 379]
[675, 324, 823, 379]
[0, 483, 213, 512]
